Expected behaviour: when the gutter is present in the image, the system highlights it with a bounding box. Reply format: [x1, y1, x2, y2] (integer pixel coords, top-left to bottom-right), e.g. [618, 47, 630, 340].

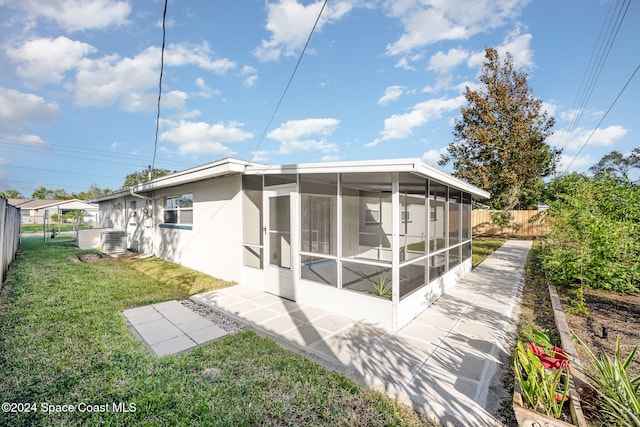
[129, 188, 152, 200]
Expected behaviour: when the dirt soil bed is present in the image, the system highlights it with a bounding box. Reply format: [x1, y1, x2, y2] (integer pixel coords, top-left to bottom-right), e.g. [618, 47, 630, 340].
[513, 246, 640, 425]
[556, 287, 640, 380]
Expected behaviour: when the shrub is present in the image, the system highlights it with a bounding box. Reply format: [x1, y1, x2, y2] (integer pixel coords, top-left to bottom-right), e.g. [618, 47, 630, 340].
[539, 174, 640, 293]
[576, 336, 640, 426]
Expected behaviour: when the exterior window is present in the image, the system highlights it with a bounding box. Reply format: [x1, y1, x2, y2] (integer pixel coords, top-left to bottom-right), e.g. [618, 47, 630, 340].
[429, 182, 447, 252]
[242, 175, 263, 268]
[300, 174, 338, 286]
[364, 206, 381, 224]
[163, 193, 193, 225]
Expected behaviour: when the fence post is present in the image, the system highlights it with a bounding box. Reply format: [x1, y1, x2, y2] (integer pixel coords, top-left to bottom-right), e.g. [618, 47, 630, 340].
[1, 197, 21, 285]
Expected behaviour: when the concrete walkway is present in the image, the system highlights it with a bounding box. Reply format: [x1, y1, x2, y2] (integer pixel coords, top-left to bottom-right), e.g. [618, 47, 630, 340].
[193, 240, 532, 427]
[123, 300, 228, 356]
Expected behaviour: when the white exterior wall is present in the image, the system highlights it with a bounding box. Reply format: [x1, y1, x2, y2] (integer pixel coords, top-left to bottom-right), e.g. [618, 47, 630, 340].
[397, 257, 471, 329]
[153, 174, 243, 283]
[296, 279, 393, 329]
[98, 199, 126, 229]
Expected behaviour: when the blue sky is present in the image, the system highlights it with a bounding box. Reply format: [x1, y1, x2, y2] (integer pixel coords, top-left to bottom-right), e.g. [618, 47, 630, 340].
[0, 0, 638, 196]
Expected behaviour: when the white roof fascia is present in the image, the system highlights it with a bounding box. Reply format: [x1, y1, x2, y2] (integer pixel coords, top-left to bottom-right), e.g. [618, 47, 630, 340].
[132, 158, 248, 192]
[246, 158, 490, 199]
[414, 162, 491, 199]
[92, 158, 250, 202]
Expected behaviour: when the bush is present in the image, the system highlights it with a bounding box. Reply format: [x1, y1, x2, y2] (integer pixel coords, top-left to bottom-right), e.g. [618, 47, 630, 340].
[539, 174, 639, 293]
[576, 336, 640, 426]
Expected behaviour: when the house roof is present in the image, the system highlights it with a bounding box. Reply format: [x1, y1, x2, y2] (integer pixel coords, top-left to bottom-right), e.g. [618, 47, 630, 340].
[91, 157, 490, 202]
[6, 198, 98, 210]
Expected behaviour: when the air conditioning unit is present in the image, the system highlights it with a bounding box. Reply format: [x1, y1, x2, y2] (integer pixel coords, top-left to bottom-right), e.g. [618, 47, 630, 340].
[101, 231, 127, 254]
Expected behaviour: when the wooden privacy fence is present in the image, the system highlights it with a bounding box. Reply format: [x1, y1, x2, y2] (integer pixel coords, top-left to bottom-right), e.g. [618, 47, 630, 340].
[1, 197, 21, 284]
[472, 209, 551, 238]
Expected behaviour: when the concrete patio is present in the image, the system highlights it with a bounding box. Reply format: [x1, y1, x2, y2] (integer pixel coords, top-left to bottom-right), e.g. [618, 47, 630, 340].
[192, 240, 532, 426]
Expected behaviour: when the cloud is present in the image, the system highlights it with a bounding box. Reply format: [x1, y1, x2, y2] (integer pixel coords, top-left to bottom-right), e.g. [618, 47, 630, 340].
[6, 36, 97, 85]
[467, 31, 534, 69]
[557, 153, 595, 172]
[254, 0, 353, 62]
[421, 147, 449, 166]
[548, 125, 628, 152]
[14, 0, 131, 32]
[0, 87, 58, 146]
[384, 0, 526, 56]
[159, 120, 254, 156]
[268, 118, 340, 154]
[250, 150, 271, 163]
[378, 86, 406, 105]
[428, 48, 468, 74]
[74, 42, 236, 110]
[368, 95, 465, 146]
[239, 65, 258, 87]
[194, 77, 221, 98]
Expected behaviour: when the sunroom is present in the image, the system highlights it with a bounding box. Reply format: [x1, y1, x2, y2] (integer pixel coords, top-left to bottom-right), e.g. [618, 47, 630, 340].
[241, 159, 489, 331]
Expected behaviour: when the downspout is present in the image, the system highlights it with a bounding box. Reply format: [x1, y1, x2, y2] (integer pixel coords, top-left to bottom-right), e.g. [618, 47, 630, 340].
[128, 188, 155, 256]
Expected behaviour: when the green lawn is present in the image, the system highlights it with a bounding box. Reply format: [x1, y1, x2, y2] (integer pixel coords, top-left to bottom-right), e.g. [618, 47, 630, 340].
[0, 237, 430, 426]
[21, 223, 93, 233]
[471, 236, 507, 267]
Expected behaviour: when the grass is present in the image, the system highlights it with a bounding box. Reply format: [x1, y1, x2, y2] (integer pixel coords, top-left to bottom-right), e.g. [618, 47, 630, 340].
[22, 223, 93, 233]
[0, 237, 430, 426]
[472, 236, 508, 267]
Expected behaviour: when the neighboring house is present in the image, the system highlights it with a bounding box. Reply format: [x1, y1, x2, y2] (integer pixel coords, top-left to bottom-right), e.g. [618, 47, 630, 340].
[8, 199, 99, 224]
[91, 157, 490, 331]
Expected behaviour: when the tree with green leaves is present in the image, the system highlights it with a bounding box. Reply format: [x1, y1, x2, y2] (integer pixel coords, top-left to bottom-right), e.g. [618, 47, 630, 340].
[440, 47, 560, 210]
[589, 148, 640, 183]
[0, 189, 22, 199]
[71, 184, 112, 200]
[123, 167, 172, 188]
[31, 186, 71, 200]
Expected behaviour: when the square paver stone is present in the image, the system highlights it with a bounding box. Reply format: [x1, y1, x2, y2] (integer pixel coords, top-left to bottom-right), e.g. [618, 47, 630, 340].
[178, 317, 217, 333]
[151, 334, 197, 356]
[160, 307, 202, 325]
[140, 323, 184, 345]
[278, 323, 332, 347]
[124, 309, 164, 326]
[311, 315, 354, 333]
[152, 300, 185, 312]
[187, 325, 227, 345]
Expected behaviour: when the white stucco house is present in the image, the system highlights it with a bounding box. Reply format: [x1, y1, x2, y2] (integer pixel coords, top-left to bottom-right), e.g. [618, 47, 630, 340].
[90, 157, 489, 331]
[8, 198, 99, 224]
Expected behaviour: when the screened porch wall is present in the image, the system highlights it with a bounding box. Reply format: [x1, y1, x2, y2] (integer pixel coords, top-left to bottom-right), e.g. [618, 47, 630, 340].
[241, 171, 474, 328]
[296, 172, 473, 301]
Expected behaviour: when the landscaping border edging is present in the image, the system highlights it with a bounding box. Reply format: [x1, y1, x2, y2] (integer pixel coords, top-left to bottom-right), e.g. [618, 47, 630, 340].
[548, 285, 588, 427]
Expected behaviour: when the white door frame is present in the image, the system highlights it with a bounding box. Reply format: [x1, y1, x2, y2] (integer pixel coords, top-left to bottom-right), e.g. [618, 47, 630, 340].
[263, 183, 298, 300]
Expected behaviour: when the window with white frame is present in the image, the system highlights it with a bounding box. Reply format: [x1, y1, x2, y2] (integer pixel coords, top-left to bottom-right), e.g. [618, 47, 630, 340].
[163, 193, 193, 225]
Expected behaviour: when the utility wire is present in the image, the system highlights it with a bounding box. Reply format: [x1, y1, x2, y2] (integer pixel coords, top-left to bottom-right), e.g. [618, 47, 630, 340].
[151, 0, 168, 175]
[557, 0, 631, 151]
[248, 0, 328, 164]
[563, 63, 640, 173]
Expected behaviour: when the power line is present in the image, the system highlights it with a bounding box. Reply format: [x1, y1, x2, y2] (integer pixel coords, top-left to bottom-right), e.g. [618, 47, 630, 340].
[0, 140, 195, 170]
[563, 63, 640, 173]
[557, 0, 631, 152]
[151, 0, 168, 174]
[3, 165, 121, 180]
[248, 0, 328, 163]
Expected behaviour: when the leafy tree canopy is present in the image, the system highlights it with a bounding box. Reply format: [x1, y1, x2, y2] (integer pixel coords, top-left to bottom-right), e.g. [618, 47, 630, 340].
[71, 184, 112, 200]
[589, 147, 640, 183]
[0, 189, 23, 199]
[123, 167, 172, 188]
[31, 186, 71, 200]
[440, 47, 560, 210]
